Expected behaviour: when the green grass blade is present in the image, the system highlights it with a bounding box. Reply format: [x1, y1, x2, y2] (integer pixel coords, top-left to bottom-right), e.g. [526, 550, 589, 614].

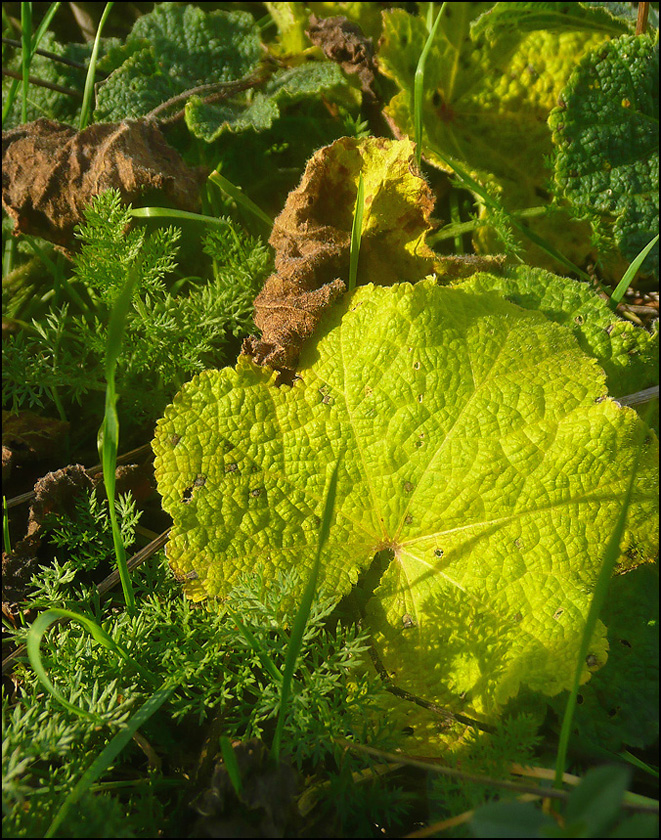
[78, 2, 113, 131]
[414, 3, 446, 169]
[31, 2, 62, 47]
[271, 453, 341, 761]
[45, 680, 176, 838]
[3, 496, 11, 554]
[98, 267, 140, 613]
[430, 145, 598, 285]
[27, 608, 158, 723]
[348, 173, 365, 292]
[553, 422, 652, 788]
[130, 207, 232, 227]
[3, 2, 62, 124]
[219, 736, 243, 797]
[609, 233, 660, 309]
[208, 171, 273, 229]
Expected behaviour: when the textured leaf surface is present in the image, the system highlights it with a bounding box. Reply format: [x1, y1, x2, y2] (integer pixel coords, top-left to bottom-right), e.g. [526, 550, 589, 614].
[95, 4, 261, 122]
[548, 34, 659, 277]
[459, 267, 659, 401]
[185, 62, 346, 142]
[153, 281, 658, 717]
[377, 8, 606, 269]
[378, 7, 603, 186]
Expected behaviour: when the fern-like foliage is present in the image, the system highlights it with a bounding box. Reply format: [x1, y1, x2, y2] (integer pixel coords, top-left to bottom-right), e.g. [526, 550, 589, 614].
[2, 190, 272, 432]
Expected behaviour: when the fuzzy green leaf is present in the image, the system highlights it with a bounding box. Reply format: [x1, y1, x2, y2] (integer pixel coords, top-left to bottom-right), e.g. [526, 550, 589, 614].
[548, 34, 659, 277]
[153, 280, 658, 718]
[458, 266, 659, 401]
[94, 4, 261, 122]
[185, 62, 346, 142]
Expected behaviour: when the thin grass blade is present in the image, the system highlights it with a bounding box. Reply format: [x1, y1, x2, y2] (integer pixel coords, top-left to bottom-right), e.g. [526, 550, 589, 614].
[2, 496, 11, 553]
[3, 2, 62, 123]
[26, 608, 158, 723]
[609, 233, 659, 309]
[223, 603, 282, 685]
[208, 171, 273, 229]
[271, 453, 341, 760]
[219, 736, 243, 797]
[98, 266, 140, 612]
[45, 680, 176, 838]
[20, 3, 33, 124]
[130, 207, 232, 227]
[414, 3, 446, 169]
[78, 2, 113, 130]
[553, 416, 653, 788]
[348, 173, 365, 292]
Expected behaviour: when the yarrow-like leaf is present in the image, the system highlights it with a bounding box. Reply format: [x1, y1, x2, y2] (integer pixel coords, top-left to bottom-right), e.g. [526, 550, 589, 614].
[153, 280, 658, 718]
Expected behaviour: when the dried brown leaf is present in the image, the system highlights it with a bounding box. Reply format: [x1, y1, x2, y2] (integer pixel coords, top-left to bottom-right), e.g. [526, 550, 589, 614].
[243, 136, 442, 372]
[2, 118, 206, 250]
[306, 13, 378, 102]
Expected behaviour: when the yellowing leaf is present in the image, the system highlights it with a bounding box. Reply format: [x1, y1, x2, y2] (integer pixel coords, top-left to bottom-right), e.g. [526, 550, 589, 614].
[244, 136, 441, 370]
[377, 6, 608, 269]
[153, 281, 658, 720]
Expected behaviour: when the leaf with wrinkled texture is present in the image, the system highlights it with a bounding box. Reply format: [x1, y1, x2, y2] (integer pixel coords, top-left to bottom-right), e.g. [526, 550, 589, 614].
[548, 34, 659, 277]
[243, 136, 442, 371]
[94, 4, 261, 122]
[153, 280, 658, 718]
[458, 266, 659, 401]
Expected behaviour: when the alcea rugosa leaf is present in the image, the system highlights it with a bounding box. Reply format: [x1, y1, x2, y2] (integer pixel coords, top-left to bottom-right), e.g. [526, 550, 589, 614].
[153, 281, 658, 717]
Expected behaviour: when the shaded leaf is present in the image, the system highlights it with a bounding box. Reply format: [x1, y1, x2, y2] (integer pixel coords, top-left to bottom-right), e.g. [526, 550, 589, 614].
[548, 563, 659, 751]
[472, 2, 631, 40]
[377, 7, 608, 269]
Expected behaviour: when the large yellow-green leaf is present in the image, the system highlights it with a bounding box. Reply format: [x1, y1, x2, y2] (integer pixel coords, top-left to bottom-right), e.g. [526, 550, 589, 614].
[153, 281, 658, 719]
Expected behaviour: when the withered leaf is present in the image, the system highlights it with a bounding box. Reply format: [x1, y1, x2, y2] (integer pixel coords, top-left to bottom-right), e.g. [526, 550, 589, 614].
[2, 464, 93, 604]
[306, 14, 378, 102]
[2, 118, 206, 250]
[243, 136, 442, 372]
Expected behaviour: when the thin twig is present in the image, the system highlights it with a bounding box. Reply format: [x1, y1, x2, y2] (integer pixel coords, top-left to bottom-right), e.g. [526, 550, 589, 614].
[336, 739, 660, 814]
[2, 66, 81, 98]
[1, 36, 105, 74]
[146, 71, 267, 125]
[617, 385, 659, 407]
[6, 443, 153, 509]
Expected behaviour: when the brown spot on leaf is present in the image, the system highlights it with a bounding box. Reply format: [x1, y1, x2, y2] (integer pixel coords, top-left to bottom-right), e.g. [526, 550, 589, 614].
[2, 118, 206, 251]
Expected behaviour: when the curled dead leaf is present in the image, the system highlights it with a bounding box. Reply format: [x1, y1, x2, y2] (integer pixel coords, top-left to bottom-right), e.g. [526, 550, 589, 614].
[243, 136, 443, 372]
[2, 118, 206, 251]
